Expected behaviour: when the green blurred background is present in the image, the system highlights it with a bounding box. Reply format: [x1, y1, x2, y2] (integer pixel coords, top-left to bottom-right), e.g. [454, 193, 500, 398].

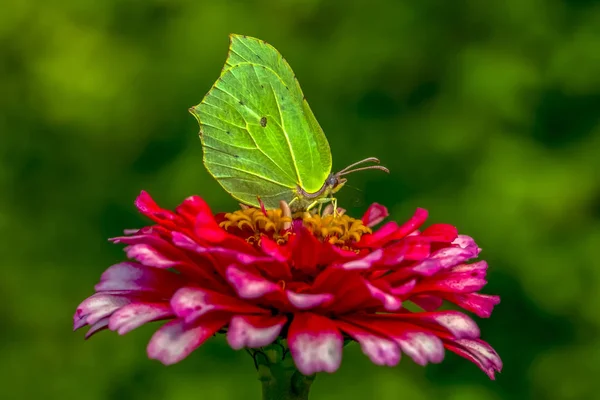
[1, 0, 599, 399]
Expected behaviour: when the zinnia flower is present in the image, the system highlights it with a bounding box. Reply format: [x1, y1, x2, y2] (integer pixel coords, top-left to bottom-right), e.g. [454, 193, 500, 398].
[74, 191, 502, 382]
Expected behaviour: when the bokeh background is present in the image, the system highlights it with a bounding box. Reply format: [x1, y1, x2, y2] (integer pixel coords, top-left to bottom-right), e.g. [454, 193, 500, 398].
[1, 0, 599, 399]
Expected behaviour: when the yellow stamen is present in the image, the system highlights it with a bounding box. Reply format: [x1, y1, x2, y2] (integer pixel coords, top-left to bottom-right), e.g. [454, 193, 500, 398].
[219, 202, 371, 246]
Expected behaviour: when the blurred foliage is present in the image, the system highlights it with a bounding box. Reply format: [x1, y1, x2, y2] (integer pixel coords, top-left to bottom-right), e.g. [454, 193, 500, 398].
[1, 0, 599, 399]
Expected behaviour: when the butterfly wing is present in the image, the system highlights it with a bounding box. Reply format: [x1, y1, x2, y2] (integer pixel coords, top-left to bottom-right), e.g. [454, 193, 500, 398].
[190, 34, 332, 208]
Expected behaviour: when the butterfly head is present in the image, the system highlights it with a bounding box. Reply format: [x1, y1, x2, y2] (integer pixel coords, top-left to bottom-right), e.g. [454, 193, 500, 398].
[324, 157, 389, 197]
[294, 157, 388, 213]
[326, 173, 348, 194]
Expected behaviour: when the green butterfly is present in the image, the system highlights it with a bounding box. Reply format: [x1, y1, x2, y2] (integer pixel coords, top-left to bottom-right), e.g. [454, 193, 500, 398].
[190, 34, 388, 212]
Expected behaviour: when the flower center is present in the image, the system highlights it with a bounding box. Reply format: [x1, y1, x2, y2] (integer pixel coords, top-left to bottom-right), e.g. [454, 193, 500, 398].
[219, 203, 371, 246]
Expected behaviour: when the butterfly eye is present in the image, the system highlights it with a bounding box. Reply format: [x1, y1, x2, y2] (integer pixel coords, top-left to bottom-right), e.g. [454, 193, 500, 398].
[327, 174, 338, 186]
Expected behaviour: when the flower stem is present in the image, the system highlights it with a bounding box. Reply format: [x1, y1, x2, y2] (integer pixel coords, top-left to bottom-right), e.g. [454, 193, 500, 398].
[254, 344, 315, 400]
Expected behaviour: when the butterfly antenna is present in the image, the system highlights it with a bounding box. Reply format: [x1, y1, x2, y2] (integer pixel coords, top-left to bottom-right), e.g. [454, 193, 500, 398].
[338, 157, 382, 174]
[345, 184, 363, 193]
[338, 165, 390, 176]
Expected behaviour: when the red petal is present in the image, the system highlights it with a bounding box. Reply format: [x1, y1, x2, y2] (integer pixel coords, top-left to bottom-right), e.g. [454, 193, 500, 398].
[342, 315, 444, 366]
[288, 313, 343, 375]
[391, 208, 429, 240]
[227, 314, 287, 350]
[410, 294, 444, 311]
[113, 234, 221, 284]
[135, 191, 180, 229]
[444, 338, 502, 379]
[225, 265, 280, 299]
[85, 317, 110, 339]
[421, 224, 458, 242]
[147, 316, 228, 365]
[365, 282, 402, 311]
[286, 291, 333, 310]
[356, 221, 398, 248]
[109, 303, 173, 335]
[361, 203, 389, 227]
[260, 236, 291, 262]
[311, 269, 373, 313]
[445, 293, 500, 318]
[336, 320, 401, 366]
[94, 262, 185, 295]
[339, 249, 383, 270]
[452, 235, 480, 256]
[395, 311, 480, 339]
[412, 261, 489, 295]
[171, 287, 268, 323]
[289, 227, 321, 274]
[74, 293, 133, 327]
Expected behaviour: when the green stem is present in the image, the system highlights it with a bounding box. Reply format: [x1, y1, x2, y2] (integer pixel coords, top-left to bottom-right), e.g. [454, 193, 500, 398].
[253, 345, 316, 400]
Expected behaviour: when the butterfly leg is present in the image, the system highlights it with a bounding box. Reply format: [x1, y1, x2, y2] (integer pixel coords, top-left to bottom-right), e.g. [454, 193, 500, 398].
[306, 200, 319, 213]
[306, 197, 338, 215]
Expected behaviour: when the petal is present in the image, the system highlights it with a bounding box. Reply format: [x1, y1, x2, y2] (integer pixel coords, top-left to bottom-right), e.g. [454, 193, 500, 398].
[73, 314, 88, 331]
[445, 338, 502, 379]
[226, 265, 280, 299]
[361, 203, 388, 228]
[412, 247, 476, 275]
[446, 293, 500, 318]
[94, 262, 184, 294]
[193, 207, 227, 243]
[85, 317, 110, 339]
[390, 279, 417, 296]
[260, 236, 291, 262]
[336, 321, 400, 367]
[289, 227, 322, 273]
[286, 291, 333, 310]
[171, 232, 261, 279]
[399, 311, 480, 339]
[452, 235, 481, 256]
[341, 316, 444, 366]
[433, 312, 480, 339]
[365, 282, 402, 311]
[312, 269, 374, 313]
[288, 313, 343, 375]
[135, 191, 179, 227]
[227, 314, 287, 350]
[318, 241, 360, 265]
[339, 249, 383, 270]
[74, 293, 132, 327]
[170, 287, 268, 323]
[414, 261, 489, 294]
[410, 294, 444, 311]
[124, 244, 180, 269]
[108, 303, 174, 335]
[176, 195, 212, 223]
[421, 224, 458, 242]
[381, 237, 431, 265]
[111, 236, 218, 283]
[147, 316, 228, 365]
[356, 221, 398, 247]
[396, 331, 444, 366]
[392, 208, 429, 240]
[171, 231, 215, 254]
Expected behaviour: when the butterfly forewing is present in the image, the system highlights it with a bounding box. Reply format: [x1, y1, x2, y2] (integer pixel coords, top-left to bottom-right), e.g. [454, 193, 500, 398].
[190, 34, 332, 208]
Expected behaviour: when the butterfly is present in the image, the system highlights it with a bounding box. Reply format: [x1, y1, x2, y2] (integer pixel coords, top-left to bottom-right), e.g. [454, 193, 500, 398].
[190, 34, 388, 212]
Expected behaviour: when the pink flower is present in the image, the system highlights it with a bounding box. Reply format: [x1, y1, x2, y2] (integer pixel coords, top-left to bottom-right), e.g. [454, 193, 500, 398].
[74, 191, 502, 379]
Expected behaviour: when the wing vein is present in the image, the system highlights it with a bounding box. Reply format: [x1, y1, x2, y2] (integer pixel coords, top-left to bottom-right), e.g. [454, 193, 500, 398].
[205, 75, 297, 183]
[269, 82, 301, 184]
[206, 162, 292, 188]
